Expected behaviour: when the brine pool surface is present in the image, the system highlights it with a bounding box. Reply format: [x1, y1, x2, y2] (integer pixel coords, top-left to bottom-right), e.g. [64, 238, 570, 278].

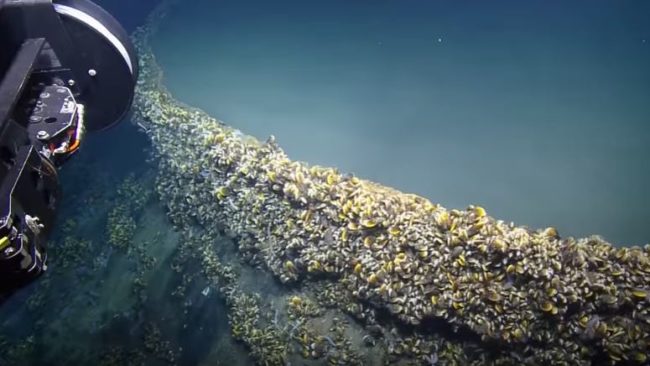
[150, 0, 650, 245]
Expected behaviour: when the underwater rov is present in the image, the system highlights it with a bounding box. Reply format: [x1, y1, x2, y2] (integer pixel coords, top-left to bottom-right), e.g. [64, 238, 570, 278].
[0, 0, 137, 295]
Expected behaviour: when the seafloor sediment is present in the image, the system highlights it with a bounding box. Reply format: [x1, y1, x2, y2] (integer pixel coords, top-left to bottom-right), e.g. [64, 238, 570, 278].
[129, 2, 650, 366]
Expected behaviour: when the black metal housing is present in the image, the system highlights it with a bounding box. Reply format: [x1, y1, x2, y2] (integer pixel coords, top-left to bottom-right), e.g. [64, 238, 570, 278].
[0, 36, 59, 292]
[1, 0, 138, 132]
[0, 0, 136, 295]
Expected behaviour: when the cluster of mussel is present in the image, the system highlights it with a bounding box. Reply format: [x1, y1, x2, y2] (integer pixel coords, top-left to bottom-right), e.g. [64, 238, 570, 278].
[143, 323, 177, 364]
[106, 175, 150, 249]
[131, 5, 650, 365]
[167, 221, 289, 365]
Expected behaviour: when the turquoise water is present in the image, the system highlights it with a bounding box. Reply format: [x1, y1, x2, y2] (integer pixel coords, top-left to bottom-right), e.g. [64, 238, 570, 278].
[1, 1, 649, 365]
[152, 0, 650, 245]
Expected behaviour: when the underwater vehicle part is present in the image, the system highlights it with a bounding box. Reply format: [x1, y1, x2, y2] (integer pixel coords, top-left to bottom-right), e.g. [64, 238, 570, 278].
[0, 0, 137, 296]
